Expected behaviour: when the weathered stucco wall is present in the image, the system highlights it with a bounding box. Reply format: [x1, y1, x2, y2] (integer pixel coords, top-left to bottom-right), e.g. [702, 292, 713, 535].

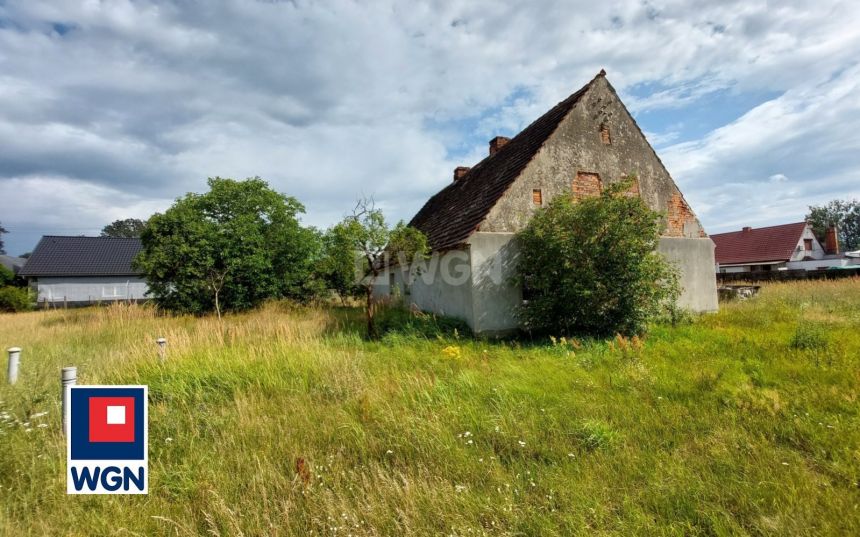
[34, 276, 149, 304]
[378, 232, 718, 334]
[480, 76, 705, 239]
[467, 233, 521, 335]
[657, 237, 718, 312]
[375, 249, 475, 328]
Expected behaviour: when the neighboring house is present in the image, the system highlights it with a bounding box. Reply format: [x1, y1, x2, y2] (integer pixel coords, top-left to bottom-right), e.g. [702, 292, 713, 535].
[377, 70, 718, 336]
[0, 254, 27, 275]
[712, 222, 856, 273]
[18, 236, 148, 306]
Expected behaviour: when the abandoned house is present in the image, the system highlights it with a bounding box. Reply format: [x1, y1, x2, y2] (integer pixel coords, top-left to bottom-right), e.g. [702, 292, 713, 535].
[712, 222, 857, 273]
[19, 236, 148, 306]
[377, 70, 718, 335]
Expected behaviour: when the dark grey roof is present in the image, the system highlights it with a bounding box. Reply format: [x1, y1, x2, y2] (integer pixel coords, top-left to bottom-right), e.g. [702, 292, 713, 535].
[0, 255, 27, 274]
[19, 236, 143, 277]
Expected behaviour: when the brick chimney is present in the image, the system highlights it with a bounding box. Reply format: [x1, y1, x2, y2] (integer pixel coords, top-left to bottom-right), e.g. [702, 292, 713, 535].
[453, 166, 470, 181]
[742, 226, 752, 233]
[489, 136, 510, 156]
[824, 225, 839, 255]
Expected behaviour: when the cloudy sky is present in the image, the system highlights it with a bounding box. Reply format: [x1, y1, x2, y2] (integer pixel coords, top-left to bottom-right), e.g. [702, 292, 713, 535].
[1, 0, 859, 255]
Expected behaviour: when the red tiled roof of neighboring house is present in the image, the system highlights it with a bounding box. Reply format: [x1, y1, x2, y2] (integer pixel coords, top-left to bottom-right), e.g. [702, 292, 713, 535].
[409, 72, 604, 251]
[711, 222, 807, 265]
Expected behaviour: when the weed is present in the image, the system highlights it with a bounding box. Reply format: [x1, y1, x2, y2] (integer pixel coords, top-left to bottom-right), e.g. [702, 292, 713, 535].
[790, 321, 829, 350]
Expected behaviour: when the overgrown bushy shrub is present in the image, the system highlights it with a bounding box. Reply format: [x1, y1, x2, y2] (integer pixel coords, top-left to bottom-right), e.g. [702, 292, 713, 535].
[0, 265, 14, 286]
[517, 177, 680, 337]
[0, 286, 32, 312]
[136, 177, 321, 317]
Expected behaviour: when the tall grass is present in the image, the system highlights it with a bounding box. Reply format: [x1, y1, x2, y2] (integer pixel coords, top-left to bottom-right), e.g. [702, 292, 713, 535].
[1, 280, 859, 535]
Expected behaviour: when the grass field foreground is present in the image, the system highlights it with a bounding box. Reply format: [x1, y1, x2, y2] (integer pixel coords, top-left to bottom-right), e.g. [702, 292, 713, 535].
[1, 279, 859, 535]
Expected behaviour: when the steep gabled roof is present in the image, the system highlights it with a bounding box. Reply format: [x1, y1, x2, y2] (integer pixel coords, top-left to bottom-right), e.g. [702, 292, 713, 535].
[711, 222, 808, 265]
[410, 73, 602, 251]
[19, 236, 143, 277]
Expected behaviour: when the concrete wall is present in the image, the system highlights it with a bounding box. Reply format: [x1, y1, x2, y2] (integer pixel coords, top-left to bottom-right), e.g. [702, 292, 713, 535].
[375, 249, 475, 328]
[33, 276, 148, 304]
[481, 76, 706, 239]
[382, 232, 718, 335]
[467, 233, 521, 335]
[657, 237, 718, 312]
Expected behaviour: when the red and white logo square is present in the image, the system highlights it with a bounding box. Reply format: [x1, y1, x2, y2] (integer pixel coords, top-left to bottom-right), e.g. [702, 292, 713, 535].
[88, 397, 135, 443]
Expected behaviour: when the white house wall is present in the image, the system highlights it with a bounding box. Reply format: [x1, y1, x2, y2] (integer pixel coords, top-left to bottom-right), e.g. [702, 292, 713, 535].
[790, 226, 826, 261]
[34, 276, 149, 304]
[377, 249, 475, 328]
[786, 257, 860, 270]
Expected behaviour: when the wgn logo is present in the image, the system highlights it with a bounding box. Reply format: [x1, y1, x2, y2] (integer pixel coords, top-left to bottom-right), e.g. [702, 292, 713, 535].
[66, 386, 148, 494]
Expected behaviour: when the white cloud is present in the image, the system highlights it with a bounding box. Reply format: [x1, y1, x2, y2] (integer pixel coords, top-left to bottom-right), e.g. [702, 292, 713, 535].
[0, 0, 859, 253]
[662, 63, 860, 232]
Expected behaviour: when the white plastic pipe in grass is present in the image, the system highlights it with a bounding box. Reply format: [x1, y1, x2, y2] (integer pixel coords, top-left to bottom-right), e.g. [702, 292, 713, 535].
[156, 337, 167, 362]
[62, 367, 77, 436]
[6, 347, 20, 384]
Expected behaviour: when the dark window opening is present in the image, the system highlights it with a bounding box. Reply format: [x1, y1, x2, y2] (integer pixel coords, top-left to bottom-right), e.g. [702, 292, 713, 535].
[804, 238, 813, 251]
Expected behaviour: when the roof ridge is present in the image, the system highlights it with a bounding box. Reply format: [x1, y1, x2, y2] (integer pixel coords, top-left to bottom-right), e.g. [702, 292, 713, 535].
[710, 221, 806, 237]
[410, 71, 604, 250]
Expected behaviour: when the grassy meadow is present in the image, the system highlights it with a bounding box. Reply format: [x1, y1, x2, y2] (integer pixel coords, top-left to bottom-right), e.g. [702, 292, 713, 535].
[1, 279, 859, 536]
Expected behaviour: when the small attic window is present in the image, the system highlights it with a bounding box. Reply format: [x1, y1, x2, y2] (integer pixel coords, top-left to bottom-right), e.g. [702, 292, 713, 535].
[600, 123, 611, 144]
[532, 189, 542, 205]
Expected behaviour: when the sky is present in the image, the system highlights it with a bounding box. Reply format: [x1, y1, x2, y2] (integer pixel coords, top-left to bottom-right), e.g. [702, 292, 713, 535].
[1, 0, 859, 256]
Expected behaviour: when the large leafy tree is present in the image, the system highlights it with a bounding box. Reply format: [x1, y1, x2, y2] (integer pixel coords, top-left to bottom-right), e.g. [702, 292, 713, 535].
[517, 177, 679, 337]
[0, 221, 7, 255]
[136, 177, 319, 317]
[318, 223, 363, 305]
[806, 199, 860, 251]
[101, 218, 147, 238]
[336, 198, 428, 338]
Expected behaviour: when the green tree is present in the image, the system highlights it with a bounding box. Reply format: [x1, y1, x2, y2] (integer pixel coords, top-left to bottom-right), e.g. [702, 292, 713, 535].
[318, 223, 363, 305]
[0, 221, 7, 254]
[0, 265, 14, 286]
[806, 199, 860, 251]
[337, 198, 428, 338]
[135, 177, 319, 317]
[517, 177, 679, 337]
[101, 218, 147, 238]
[0, 286, 32, 312]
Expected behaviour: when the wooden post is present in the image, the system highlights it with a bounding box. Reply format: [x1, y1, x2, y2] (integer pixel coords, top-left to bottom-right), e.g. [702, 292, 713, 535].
[62, 367, 77, 436]
[6, 347, 20, 384]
